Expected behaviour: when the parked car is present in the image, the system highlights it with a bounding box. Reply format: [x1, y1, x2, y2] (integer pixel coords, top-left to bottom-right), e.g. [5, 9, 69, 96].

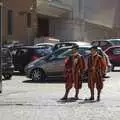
[24, 45, 111, 82]
[52, 41, 91, 52]
[91, 39, 120, 51]
[13, 46, 51, 73]
[3, 41, 24, 52]
[105, 46, 120, 71]
[2, 48, 14, 80]
[34, 43, 54, 53]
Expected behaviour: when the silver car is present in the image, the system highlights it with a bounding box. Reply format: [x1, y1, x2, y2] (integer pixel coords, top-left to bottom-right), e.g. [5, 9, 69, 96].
[24, 46, 112, 82]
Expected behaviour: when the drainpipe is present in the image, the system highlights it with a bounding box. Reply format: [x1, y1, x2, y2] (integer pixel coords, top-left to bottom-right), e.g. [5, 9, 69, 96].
[0, 1, 3, 93]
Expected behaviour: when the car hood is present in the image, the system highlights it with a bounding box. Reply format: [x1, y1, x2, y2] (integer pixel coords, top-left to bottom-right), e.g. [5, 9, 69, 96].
[27, 56, 47, 67]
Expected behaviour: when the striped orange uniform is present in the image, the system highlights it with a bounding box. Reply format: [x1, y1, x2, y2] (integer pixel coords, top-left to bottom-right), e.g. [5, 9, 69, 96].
[64, 54, 85, 89]
[88, 53, 106, 90]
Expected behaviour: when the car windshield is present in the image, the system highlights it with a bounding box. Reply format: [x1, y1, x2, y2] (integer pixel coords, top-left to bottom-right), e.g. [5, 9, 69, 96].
[46, 46, 105, 61]
[34, 48, 51, 56]
[54, 47, 103, 58]
[109, 40, 120, 45]
[52, 43, 75, 51]
[50, 47, 91, 58]
[47, 47, 72, 60]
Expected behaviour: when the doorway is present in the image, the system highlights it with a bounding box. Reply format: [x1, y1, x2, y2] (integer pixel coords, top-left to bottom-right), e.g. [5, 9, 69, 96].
[37, 17, 49, 37]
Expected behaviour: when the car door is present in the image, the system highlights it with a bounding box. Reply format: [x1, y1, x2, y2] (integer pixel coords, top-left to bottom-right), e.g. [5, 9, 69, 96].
[14, 48, 29, 68]
[111, 48, 120, 64]
[41, 53, 65, 78]
[106, 47, 120, 65]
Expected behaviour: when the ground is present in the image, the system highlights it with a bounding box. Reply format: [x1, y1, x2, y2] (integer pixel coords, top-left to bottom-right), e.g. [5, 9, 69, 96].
[0, 70, 120, 120]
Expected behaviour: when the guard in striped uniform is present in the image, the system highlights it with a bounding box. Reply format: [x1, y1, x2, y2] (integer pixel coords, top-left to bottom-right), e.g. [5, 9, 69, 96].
[87, 46, 106, 101]
[61, 45, 85, 100]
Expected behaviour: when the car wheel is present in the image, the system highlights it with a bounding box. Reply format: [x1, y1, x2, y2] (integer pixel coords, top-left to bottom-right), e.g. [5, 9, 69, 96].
[3, 73, 12, 80]
[31, 69, 45, 82]
[19, 68, 25, 74]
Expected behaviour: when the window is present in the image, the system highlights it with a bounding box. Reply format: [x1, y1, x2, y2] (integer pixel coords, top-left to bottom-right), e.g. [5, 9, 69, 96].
[8, 10, 13, 35]
[113, 48, 120, 55]
[48, 48, 70, 61]
[110, 40, 120, 45]
[34, 48, 51, 56]
[91, 41, 99, 46]
[27, 13, 31, 27]
[16, 49, 28, 56]
[100, 41, 110, 47]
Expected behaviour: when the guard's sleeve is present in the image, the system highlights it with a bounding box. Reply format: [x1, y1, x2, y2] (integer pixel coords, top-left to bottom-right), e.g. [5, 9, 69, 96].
[99, 56, 107, 73]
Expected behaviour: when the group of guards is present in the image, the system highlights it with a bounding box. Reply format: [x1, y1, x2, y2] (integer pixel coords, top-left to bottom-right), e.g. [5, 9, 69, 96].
[61, 45, 107, 101]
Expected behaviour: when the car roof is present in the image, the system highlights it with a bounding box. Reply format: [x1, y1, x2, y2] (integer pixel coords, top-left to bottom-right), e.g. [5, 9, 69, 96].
[106, 39, 120, 41]
[35, 43, 55, 46]
[92, 39, 120, 42]
[17, 46, 48, 49]
[54, 41, 90, 46]
[54, 45, 103, 49]
[56, 45, 92, 49]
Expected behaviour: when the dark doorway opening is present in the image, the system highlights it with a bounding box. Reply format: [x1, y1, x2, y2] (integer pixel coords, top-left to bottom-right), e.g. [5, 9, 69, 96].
[37, 17, 49, 37]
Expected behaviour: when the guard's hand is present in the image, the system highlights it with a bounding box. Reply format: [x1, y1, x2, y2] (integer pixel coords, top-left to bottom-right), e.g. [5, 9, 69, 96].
[92, 66, 95, 71]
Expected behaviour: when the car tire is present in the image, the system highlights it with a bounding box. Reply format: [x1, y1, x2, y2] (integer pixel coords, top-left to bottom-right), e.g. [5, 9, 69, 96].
[19, 67, 25, 74]
[3, 73, 12, 80]
[31, 69, 45, 82]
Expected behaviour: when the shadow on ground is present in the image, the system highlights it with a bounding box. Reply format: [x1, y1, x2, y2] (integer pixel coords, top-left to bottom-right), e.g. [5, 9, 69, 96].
[57, 98, 99, 104]
[112, 70, 120, 72]
[57, 97, 83, 103]
[22, 78, 64, 84]
[13, 71, 25, 76]
[22, 77, 89, 84]
[78, 99, 99, 104]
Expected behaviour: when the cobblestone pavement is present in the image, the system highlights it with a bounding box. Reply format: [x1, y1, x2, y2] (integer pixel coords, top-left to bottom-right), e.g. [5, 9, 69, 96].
[0, 71, 120, 120]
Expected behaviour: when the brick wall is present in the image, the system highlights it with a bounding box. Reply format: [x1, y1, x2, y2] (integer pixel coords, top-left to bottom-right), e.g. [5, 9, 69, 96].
[2, 0, 37, 45]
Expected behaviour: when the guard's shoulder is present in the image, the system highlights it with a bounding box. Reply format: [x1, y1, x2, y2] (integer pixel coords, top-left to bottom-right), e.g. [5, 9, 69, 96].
[97, 54, 103, 60]
[77, 54, 83, 58]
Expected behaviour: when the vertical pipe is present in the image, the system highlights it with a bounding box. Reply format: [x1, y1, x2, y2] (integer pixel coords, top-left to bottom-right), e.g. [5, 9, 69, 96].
[0, 1, 3, 93]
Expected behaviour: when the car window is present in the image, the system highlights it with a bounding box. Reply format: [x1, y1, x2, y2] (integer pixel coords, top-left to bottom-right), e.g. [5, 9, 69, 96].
[91, 41, 99, 46]
[100, 41, 109, 47]
[57, 49, 72, 58]
[53, 43, 75, 51]
[109, 40, 120, 45]
[48, 48, 71, 60]
[58, 47, 91, 57]
[79, 48, 91, 55]
[54, 48, 69, 55]
[113, 48, 120, 55]
[16, 49, 28, 56]
[34, 48, 51, 56]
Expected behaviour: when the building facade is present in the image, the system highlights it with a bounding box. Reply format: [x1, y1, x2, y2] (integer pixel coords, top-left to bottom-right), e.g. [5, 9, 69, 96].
[1, 0, 37, 44]
[36, 0, 120, 42]
[1, 0, 120, 44]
